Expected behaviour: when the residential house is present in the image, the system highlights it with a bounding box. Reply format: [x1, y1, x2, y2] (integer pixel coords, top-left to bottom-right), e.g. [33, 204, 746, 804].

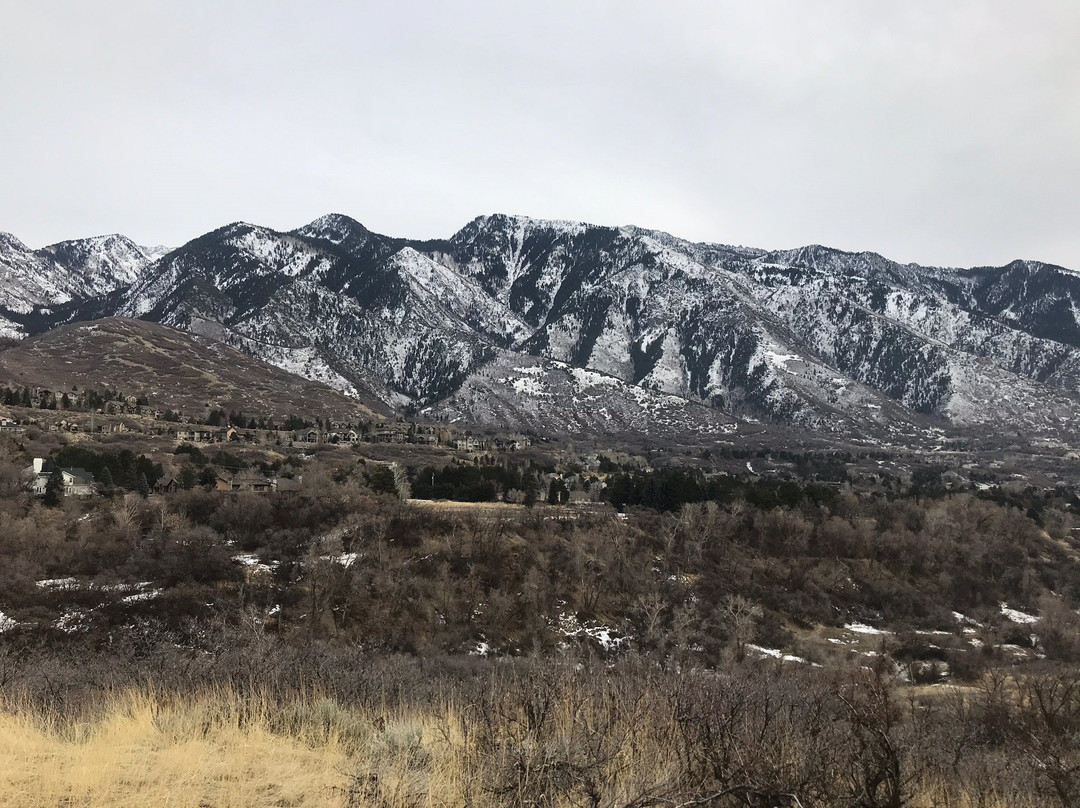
[273, 476, 303, 494]
[453, 436, 485, 452]
[215, 471, 274, 493]
[295, 428, 321, 444]
[371, 428, 395, 443]
[154, 476, 179, 494]
[26, 458, 95, 498]
[176, 428, 216, 443]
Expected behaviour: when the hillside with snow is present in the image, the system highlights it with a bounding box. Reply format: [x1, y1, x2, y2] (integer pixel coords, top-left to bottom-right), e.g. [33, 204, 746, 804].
[4, 212, 1080, 442]
[0, 233, 161, 337]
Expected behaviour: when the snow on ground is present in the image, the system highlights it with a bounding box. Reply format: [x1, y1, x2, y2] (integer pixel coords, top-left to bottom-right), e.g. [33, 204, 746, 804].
[55, 609, 93, 634]
[763, 350, 801, 375]
[469, 639, 493, 657]
[746, 644, 811, 664]
[844, 622, 890, 635]
[556, 613, 628, 653]
[316, 552, 358, 568]
[570, 367, 622, 389]
[36, 577, 81, 590]
[234, 553, 277, 573]
[511, 376, 547, 397]
[122, 589, 163, 604]
[259, 344, 361, 397]
[37, 578, 159, 596]
[1000, 603, 1039, 625]
[0, 611, 15, 633]
[101, 581, 153, 593]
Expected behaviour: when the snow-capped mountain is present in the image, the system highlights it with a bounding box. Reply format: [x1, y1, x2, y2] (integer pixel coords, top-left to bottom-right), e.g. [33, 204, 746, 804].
[6, 212, 1080, 442]
[0, 232, 161, 337]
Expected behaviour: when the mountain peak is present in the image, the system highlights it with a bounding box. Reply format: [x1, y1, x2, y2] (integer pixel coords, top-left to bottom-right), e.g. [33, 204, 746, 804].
[0, 232, 31, 252]
[293, 213, 371, 245]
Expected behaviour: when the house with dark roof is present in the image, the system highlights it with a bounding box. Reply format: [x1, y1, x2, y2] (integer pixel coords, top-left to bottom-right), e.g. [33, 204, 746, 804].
[26, 458, 96, 497]
[214, 470, 275, 493]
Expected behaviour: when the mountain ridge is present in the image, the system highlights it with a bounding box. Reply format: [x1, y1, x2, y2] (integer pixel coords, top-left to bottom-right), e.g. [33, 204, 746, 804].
[3, 212, 1080, 443]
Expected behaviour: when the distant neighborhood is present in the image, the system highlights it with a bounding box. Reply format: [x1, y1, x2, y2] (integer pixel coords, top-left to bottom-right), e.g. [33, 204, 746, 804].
[26, 455, 306, 500]
[0, 383, 533, 452]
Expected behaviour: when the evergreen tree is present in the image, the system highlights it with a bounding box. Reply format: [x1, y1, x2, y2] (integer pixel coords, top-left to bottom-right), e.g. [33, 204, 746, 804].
[179, 465, 198, 490]
[44, 468, 64, 507]
[366, 466, 398, 496]
[136, 472, 150, 498]
[547, 477, 569, 506]
[522, 474, 538, 508]
[98, 465, 114, 491]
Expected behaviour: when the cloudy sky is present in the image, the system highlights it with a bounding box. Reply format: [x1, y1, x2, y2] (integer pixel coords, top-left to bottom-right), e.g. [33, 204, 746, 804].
[3, 1, 1079, 268]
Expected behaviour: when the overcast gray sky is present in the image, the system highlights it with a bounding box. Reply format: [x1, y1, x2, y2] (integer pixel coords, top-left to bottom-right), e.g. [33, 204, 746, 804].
[2, 1, 1079, 268]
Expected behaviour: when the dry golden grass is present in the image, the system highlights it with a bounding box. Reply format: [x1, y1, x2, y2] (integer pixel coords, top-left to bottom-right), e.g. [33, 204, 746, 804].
[0, 689, 362, 808]
[405, 497, 528, 512]
[0, 682, 1055, 808]
[0, 686, 489, 808]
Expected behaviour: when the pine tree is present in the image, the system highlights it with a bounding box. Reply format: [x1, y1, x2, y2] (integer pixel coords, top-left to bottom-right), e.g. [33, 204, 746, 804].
[99, 465, 114, 492]
[44, 468, 64, 507]
[179, 465, 197, 490]
[136, 472, 150, 498]
[523, 474, 538, 508]
[547, 477, 568, 506]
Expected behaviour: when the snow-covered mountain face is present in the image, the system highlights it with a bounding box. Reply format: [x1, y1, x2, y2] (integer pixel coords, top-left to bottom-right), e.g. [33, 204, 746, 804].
[436, 216, 1080, 437]
[0, 233, 161, 337]
[7, 212, 1080, 441]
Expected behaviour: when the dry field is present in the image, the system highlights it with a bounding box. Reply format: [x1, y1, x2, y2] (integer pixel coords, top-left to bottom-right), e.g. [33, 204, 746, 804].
[0, 678, 1050, 808]
[0, 689, 362, 807]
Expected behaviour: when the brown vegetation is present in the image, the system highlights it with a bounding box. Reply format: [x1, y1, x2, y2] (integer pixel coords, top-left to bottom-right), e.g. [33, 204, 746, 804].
[4, 655, 1080, 807]
[4, 431, 1080, 805]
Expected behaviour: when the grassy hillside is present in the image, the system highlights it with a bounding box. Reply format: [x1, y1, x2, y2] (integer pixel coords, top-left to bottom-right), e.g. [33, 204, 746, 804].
[0, 317, 388, 422]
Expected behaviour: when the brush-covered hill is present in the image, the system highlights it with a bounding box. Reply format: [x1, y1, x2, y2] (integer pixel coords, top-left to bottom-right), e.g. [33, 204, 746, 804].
[0, 317, 389, 423]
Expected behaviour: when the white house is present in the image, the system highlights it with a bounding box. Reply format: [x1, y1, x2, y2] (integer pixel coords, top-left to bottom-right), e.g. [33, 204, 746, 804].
[27, 458, 96, 498]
